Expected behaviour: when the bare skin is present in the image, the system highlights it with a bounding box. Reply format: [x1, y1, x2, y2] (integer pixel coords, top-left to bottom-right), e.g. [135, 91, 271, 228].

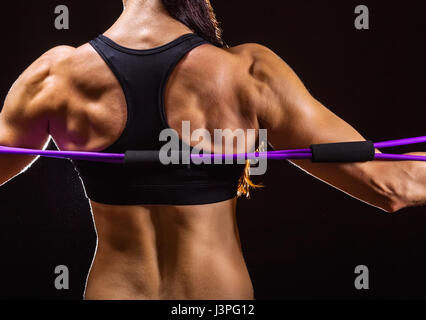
[0, 0, 425, 300]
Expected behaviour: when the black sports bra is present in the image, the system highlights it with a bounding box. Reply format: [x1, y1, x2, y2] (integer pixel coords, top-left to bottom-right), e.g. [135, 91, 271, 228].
[73, 34, 246, 205]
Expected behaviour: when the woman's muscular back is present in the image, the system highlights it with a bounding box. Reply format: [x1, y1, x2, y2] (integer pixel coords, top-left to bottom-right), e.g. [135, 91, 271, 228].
[36, 41, 266, 300]
[47, 41, 263, 155]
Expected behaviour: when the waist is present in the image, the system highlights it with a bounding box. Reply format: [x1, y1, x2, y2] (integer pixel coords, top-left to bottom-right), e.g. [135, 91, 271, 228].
[85, 200, 253, 300]
[86, 243, 254, 300]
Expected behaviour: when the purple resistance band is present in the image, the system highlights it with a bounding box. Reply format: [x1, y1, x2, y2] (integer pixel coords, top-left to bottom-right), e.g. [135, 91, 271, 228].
[0, 136, 425, 163]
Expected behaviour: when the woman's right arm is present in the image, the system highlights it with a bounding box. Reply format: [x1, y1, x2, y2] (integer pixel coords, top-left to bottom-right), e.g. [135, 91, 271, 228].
[238, 44, 426, 213]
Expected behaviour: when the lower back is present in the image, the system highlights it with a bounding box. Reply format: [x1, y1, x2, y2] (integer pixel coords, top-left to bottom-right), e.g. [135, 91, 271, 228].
[84, 200, 254, 300]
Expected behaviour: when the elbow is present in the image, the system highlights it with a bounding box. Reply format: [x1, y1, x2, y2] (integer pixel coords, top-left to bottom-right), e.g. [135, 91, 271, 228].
[381, 196, 406, 214]
[372, 176, 409, 214]
[366, 160, 423, 214]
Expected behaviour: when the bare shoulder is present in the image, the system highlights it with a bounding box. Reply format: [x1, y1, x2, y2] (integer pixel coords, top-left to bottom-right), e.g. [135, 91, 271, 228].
[226, 43, 313, 130]
[165, 43, 260, 132]
[2, 46, 76, 121]
[227, 43, 300, 85]
[0, 45, 76, 150]
[227, 43, 275, 57]
[54, 43, 117, 89]
[19, 45, 76, 84]
[170, 42, 279, 90]
[9, 42, 117, 115]
[172, 43, 239, 86]
[167, 42, 295, 132]
[43, 45, 76, 59]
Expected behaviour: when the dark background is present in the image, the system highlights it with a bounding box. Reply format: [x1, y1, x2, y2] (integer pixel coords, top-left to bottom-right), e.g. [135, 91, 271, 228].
[0, 0, 425, 300]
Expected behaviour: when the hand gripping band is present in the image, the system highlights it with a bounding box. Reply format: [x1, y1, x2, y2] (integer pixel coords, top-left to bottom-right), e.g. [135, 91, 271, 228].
[310, 141, 375, 163]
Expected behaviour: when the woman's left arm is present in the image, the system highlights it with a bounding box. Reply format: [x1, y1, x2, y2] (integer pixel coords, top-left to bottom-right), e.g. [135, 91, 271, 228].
[240, 44, 426, 213]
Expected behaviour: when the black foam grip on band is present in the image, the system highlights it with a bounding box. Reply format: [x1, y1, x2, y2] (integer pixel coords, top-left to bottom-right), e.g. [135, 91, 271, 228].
[310, 141, 375, 163]
[124, 151, 161, 166]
